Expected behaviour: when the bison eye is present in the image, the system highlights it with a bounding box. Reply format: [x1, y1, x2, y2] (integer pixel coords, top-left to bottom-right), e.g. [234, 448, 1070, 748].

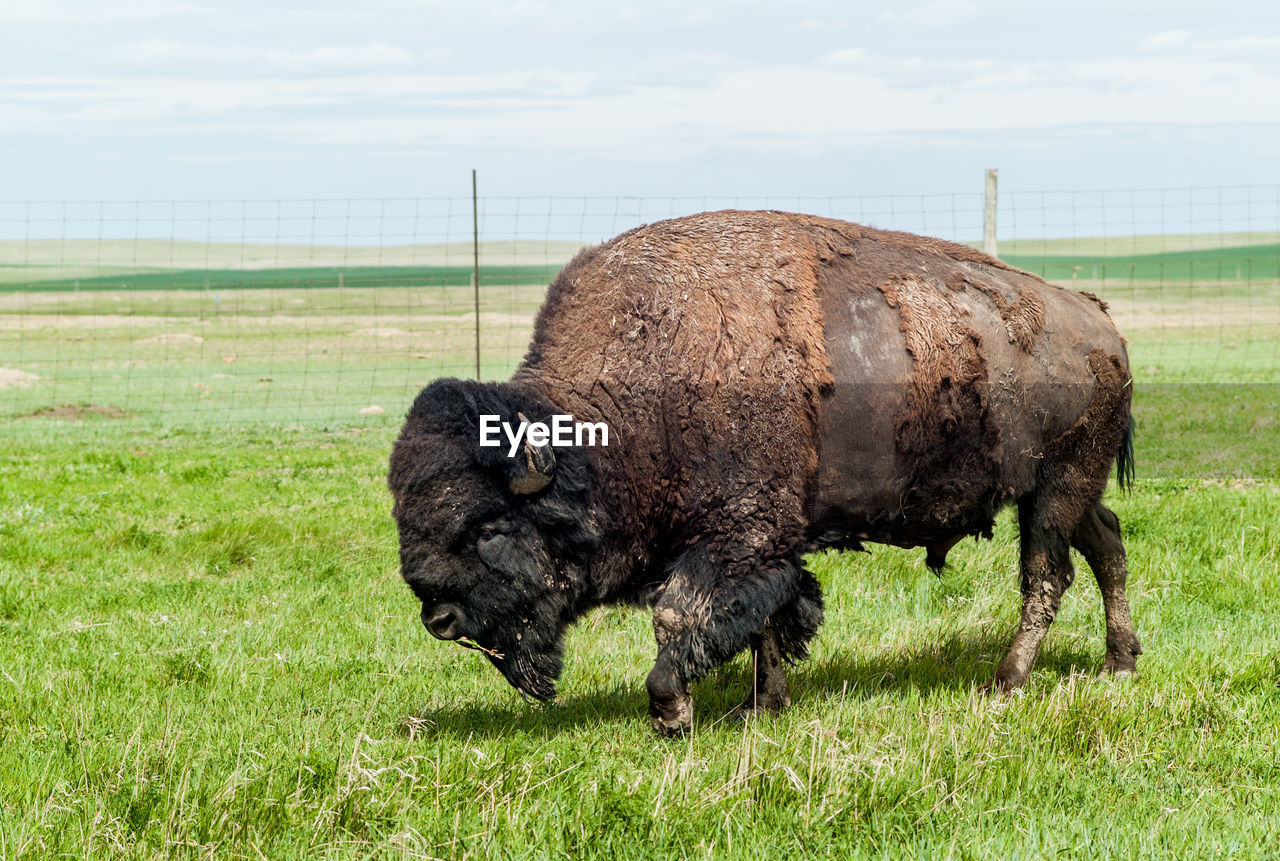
[476, 534, 503, 566]
[476, 533, 519, 572]
[478, 518, 512, 538]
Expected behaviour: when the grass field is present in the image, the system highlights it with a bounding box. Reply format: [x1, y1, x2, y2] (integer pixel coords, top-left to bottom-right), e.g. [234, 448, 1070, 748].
[2, 236, 1279, 858]
[2, 412, 1278, 858]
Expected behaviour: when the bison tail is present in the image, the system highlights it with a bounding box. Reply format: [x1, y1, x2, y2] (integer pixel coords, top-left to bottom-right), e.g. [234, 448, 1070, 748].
[1116, 419, 1136, 492]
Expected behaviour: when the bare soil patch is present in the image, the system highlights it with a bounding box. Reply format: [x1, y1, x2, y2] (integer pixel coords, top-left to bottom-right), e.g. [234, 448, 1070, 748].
[0, 368, 40, 388]
[23, 404, 131, 420]
[136, 333, 205, 345]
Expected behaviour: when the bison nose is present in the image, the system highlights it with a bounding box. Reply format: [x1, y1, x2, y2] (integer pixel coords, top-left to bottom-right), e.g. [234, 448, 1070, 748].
[422, 604, 464, 641]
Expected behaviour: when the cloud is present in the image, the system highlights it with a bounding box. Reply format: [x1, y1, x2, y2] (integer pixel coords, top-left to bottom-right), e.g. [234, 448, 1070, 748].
[1139, 30, 1191, 52]
[0, 71, 592, 126]
[0, 0, 209, 23]
[877, 0, 975, 29]
[5, 29, 1280, 164]
[819, 49, 865, 66]
[1194, 35, 1280, 57]
[107, 41, 416, 71]
[1139, 31, 1280, 66]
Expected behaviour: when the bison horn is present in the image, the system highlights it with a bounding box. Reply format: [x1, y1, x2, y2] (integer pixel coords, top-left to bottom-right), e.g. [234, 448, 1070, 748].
[509, 412, 555, 495]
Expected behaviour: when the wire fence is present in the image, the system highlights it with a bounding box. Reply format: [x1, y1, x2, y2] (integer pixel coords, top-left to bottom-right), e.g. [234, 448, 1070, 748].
[1, 188, 1277, 430]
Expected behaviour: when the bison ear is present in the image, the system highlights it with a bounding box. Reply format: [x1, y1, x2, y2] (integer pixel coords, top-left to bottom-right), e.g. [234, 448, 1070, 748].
[509, 411, 556, 495]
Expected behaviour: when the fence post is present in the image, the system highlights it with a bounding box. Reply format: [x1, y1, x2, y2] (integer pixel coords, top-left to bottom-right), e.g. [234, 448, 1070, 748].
[983, 168, 998, 258]
[472, 168, 481, 380]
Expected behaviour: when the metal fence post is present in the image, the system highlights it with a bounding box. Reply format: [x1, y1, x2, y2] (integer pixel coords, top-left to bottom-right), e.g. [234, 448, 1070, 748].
[472, 169, 481, 380]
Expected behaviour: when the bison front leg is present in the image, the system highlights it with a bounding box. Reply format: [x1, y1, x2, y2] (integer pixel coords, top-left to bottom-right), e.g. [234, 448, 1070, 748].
[645, 650, 693, 737]
[731, 621, 791, 719]
[646, 580, 707, 737]
[646, 545, 800, 736]
[990, 497, 1077, 691]
[734, 568, 824, 720]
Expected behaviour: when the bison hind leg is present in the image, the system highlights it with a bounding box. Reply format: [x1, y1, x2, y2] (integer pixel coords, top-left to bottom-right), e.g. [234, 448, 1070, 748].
[989, 494, 1077, 692]
[1072, 503, 1142, 675]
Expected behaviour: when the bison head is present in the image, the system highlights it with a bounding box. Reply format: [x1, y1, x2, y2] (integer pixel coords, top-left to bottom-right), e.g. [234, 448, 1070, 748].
[388, 379, 599, 701]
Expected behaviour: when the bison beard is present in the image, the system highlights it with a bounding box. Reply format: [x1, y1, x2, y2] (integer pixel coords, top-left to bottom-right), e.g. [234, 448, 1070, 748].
[466, 532, 568, 703]
[484, 629, 561, 703]
[389, 210, 1140, 736]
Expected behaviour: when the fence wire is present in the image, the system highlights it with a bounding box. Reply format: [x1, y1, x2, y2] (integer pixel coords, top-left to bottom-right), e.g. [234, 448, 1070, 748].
[1, 189, 1276, 430]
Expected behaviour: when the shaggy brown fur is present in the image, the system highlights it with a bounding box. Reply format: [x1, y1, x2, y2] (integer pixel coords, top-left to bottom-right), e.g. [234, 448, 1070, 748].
[945, 270, 1047, 353]
[1078, 290, 1111, 313]
[874, 272, 1000, 532]
[517, 211, 837, 604]
[876, 273, 992, 456]
[390, 210, 1139, 736]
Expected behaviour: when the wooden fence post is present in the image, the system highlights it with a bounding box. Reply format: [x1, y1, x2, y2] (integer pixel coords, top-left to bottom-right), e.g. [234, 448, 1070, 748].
[983, 168, 998, 258]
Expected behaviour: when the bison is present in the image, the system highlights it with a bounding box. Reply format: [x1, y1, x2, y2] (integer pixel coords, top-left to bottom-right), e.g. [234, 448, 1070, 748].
[388, 210, 1139, 735]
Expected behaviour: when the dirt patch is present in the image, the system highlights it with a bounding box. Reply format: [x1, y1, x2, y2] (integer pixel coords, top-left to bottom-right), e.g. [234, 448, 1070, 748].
[1103, 304, 1274, 333]
[0, 368, 40, 389]
[1199, 477, 1276, 491]
[136, 333, 204, 345]
[23, 404, 131, 420]
[0, 315, 198, 331]
[0, 311, 536, 332]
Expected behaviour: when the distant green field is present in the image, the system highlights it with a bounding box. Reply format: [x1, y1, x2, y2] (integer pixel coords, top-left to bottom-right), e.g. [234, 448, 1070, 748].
[996, 231, 1280, 257]
[1, 235, 1275, 435]
[1003, 244, 1280, 285]
[0, 238, 586, 282]
[5, 264, 565, 293]
[2, 233, 1277, 291]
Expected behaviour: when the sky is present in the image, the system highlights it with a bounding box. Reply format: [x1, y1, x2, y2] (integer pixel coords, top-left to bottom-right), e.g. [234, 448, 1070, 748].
[3, 1, 1279, 218]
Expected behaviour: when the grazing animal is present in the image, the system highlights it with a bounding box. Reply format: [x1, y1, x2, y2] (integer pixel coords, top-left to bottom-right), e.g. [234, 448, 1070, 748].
[388, 211, 1139, 735]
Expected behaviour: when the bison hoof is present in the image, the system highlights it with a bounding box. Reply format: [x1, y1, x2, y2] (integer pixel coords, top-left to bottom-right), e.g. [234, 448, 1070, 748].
[1103, 637, 1142, 676]
[1102, 654, 1140, 676]
[730, 693, 790, 723]
[983, 669, 1027, 695]
[651, 714, 692, 737]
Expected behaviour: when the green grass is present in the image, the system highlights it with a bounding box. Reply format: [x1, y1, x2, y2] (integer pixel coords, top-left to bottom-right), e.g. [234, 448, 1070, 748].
[0, 283, 549, 426]
[1, 418, 1278, 858]
[994, 231, 1280, 257]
